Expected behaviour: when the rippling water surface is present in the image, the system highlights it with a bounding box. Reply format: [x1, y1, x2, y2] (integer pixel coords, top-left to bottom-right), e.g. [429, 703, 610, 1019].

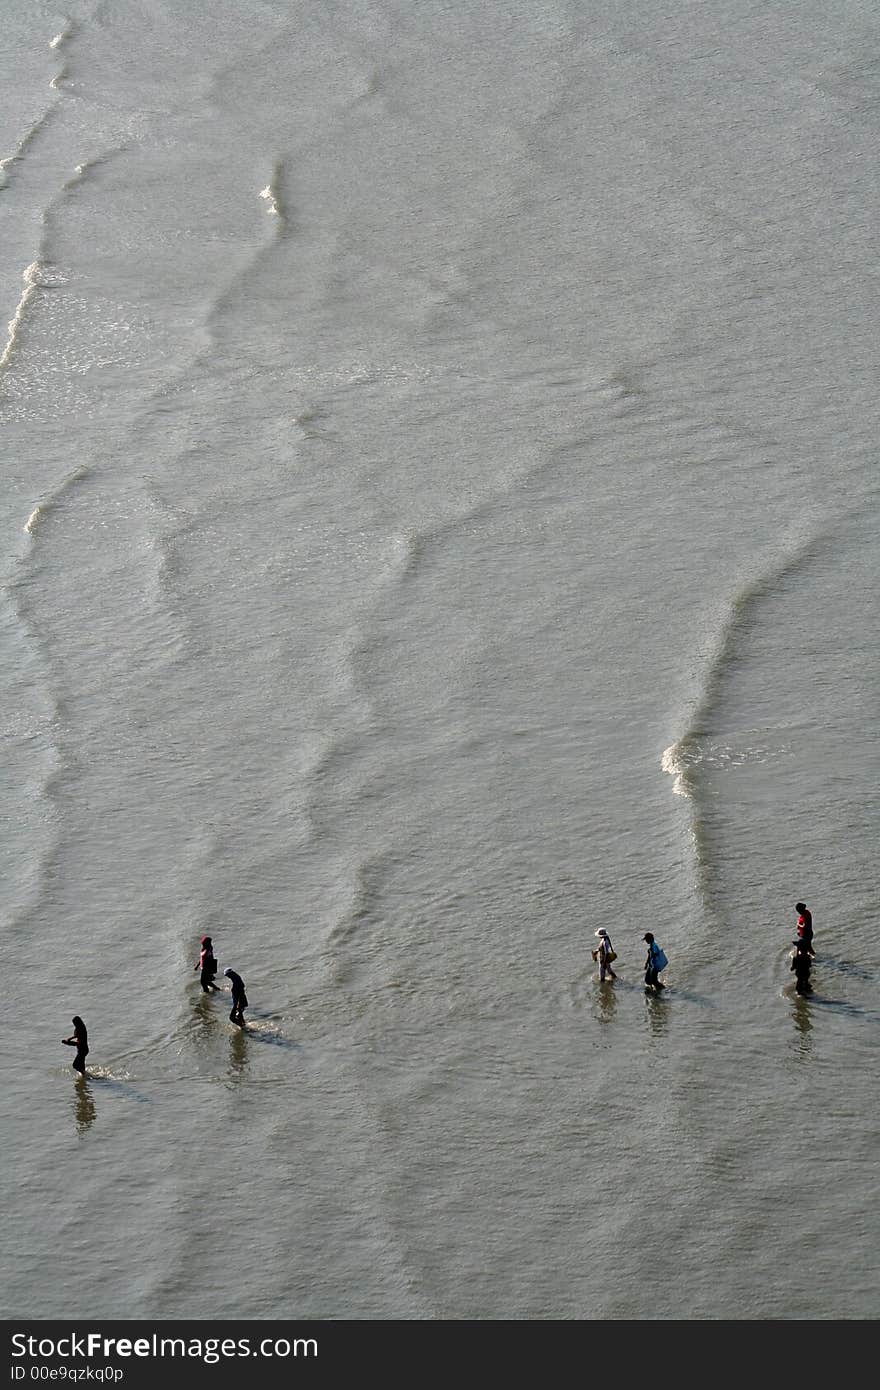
[1, 0, 878, 1319]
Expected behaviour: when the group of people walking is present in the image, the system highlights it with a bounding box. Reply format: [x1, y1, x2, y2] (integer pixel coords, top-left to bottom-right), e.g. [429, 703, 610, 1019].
[591, 901, 816, 996]
[592, 928, 669, 990]
[60, 935, 250, 1078]
[60, 906, 818, 1076]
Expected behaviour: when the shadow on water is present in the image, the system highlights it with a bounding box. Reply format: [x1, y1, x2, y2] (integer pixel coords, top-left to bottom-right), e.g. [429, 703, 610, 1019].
[784, 984, 878, 1044]
[784, 984, 873, 1028]
[72, 1075, 96, 1135]
[809, 995, 880, 1023]
[815, 958, 874, 982]
[239, 1018, 302, 1052]
[656, 985, 714, 1009]
[86, 1074, 151, 1103]
[64, 1066, 150, 1108]
[224, 1019, 305, 1079]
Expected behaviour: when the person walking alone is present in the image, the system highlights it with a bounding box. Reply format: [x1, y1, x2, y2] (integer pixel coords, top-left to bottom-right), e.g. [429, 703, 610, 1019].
[62, 1016, 89, 1074]
[593, 928, 617, 982]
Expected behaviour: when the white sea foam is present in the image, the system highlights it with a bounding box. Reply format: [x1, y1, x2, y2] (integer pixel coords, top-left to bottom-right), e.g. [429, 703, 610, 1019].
[0, 107, 57, 182]
[258, 162, 287, 225]
[49, 21, 73, 51]
[662, 524, 822, 806]
[0, 262, 43, 371]
[661, 742, 689, 797]
[23, 465, 90, 536]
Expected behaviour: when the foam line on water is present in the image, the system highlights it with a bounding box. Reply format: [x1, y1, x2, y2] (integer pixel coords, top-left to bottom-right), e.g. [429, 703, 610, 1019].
[663, 522, 826, 800]
[0, 262, 45, 371]
[22, 463, 91, 537]
[0, 22, 71, 187]
[660, 522, 830, 916]
[0, 105, 59, 187]
[49, 20, 75, 51]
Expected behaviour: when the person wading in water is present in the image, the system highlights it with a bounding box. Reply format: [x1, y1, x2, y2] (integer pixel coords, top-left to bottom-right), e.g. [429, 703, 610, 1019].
[194, 935, 219, 992]
[790, 938, 813, 995]
[224, 968, 248, 1027]
[795, 902, 815, 958]
[62, 1016, 89, 1074]
[593, 928, 618, 982]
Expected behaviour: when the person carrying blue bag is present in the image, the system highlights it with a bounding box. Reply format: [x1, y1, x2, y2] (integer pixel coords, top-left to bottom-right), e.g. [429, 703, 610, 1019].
[643, 933, 668, 991]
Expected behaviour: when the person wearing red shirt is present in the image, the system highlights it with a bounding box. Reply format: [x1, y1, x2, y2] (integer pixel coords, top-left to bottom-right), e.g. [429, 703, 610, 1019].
[795, 902, 815, 957]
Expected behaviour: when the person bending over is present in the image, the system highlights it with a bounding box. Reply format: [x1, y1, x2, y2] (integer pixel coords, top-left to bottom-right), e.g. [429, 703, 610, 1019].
[224, 968, 248, 1027]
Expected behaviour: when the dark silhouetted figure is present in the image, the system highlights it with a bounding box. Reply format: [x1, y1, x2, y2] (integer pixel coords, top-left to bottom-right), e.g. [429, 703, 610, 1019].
[790, 939, 813, 995]
[195, 935, 219, 992]
[795, 902, 815, 958]
[225, 968, 248, 1027]
[62, 1016, 89, 1074]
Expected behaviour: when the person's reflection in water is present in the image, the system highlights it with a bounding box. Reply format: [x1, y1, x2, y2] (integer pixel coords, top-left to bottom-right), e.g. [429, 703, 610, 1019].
[595, 979, 618, 1025]
[643, 988, 669, 1037]
[194, 989, 216, 1038]
[789, 990, 813, 1055]
[228, 1024, 249, 1081]
[73, 1075, 96, 1135]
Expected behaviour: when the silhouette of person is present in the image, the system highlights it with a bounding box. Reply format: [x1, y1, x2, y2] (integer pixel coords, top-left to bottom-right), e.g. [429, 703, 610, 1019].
[224, 968, 248, 1027]
[790, 938, 813, 995]
[795, 902, 815, 957]
[194, 935, 219, 991]
[62, 1016, 89, 1073]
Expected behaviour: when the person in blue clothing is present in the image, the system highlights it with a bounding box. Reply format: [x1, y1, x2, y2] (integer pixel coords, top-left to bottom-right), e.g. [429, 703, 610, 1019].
[643, 933, 667, 991]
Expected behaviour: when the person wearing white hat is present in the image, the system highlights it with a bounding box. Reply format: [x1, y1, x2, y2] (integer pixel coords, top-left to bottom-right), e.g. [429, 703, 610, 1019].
[224, 968, 248, 1026]
[592, 928, 617, 982]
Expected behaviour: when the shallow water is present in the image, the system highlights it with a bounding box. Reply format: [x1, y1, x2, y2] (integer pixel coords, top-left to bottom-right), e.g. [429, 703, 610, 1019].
[1, 0, 878, 1319]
